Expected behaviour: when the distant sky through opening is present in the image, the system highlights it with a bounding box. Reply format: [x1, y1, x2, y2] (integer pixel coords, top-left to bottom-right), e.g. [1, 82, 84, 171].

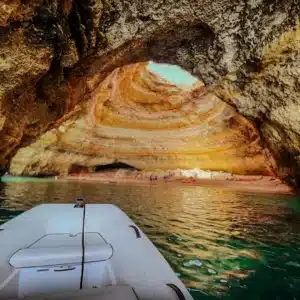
[147, 61, 198, 87]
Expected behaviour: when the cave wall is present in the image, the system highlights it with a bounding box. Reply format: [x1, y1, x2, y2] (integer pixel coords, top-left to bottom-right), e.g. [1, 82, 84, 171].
[0, 0, 299, 184]
[9, 63, 273, 176]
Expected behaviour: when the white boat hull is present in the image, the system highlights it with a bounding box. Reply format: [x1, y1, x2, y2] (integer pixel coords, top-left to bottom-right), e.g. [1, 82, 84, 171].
[0, 204, 193, 299]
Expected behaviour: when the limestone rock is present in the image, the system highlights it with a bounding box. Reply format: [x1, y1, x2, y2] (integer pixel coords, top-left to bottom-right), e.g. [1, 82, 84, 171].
[0, 0, 20, 27]
[0, 0, 101, 164]
[0, 0, 299, 186]
[10, 63, 272, 176]
[0, 0, 38, 27]
[215, 24, 300, 185]
[0, 28, 53, 160]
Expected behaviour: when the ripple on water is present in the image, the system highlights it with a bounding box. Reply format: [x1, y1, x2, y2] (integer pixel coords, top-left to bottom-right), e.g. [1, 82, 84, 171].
[0, 181, 300, 299]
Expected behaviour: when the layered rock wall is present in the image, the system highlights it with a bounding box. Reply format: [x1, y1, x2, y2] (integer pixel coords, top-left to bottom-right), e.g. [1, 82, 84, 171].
[10, 63, 272, 176]
[0, 0, 299, 185]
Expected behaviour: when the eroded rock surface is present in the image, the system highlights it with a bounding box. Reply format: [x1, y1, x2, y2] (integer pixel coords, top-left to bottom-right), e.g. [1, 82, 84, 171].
[0, 0, 299, 185]
[10, 63, 273, 176]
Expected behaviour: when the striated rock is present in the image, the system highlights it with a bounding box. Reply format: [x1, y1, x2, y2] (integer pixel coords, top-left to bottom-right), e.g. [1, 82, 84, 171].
[10, 63, 272, 176]
[0, 28, 53, 162]
[0, 0, 100, 165]
[0, 0, 299, 186]
[215, 24, 300, 186]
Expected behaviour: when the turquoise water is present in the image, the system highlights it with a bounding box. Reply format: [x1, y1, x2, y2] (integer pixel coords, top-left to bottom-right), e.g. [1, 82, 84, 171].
[1, 180, 300, 299]
[0, 175, 55, 183]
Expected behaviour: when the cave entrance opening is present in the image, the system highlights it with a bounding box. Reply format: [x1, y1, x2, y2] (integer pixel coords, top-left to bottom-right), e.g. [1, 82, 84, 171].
[94, 162, 138, 173]
[68, 163, 137, 175]
[69, 164, 90, 174]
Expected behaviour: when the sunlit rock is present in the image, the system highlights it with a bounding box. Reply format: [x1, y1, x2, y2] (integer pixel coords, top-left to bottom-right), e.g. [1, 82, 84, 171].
[215, 24, 300, 185]
[0, 0, 299, 186]
[10, 63, 272, 176]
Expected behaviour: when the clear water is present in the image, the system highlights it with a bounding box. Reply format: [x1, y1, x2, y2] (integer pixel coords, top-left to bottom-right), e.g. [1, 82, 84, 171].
[1, 180, 300, 299]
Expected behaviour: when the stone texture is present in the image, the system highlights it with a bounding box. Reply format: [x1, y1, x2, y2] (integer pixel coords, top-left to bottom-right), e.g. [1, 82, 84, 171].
[0, 0, 37, 27]
[0, 28, 53, 164]
[10, 63, 272, 176]
[0, 0, 299, 186]
[215, 24, 300, 185]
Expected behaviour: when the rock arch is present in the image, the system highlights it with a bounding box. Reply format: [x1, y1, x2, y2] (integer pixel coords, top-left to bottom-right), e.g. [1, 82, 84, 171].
[1, 0, 299, 186]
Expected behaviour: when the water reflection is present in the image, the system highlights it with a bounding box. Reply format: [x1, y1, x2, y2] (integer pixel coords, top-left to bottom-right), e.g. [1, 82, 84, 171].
[1, 181, 300, 299]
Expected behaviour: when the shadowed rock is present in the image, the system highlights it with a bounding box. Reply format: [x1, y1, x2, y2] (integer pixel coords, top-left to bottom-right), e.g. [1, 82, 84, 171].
[0, 0, 299, 186]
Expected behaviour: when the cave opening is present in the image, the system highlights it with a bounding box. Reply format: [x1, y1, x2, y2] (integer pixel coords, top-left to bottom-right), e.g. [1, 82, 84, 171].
[69, 164, 90, 174]
[57, 61, 270, 177]
[94, 162, 138, 172]
[8, 60, 272, 179]
[147, 61, 199, 87]
[68, 162, 138, 175]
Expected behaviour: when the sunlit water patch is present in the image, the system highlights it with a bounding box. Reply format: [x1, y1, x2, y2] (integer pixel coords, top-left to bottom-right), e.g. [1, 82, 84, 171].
[0, 181, 300, 299]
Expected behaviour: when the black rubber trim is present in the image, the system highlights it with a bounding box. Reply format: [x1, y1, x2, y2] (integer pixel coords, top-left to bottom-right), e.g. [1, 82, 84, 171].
[54, 267, 76, 272]
[129, 225, 141, 238]
[167, 283, 187, 300]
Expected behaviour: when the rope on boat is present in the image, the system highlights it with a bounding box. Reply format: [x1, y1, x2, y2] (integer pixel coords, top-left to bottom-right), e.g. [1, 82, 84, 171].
[74, 198, 86, 290]
[80, 202, 86, 290]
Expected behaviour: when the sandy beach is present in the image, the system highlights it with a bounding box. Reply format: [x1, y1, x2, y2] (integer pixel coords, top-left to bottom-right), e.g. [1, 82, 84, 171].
[61, 169, 294, 195]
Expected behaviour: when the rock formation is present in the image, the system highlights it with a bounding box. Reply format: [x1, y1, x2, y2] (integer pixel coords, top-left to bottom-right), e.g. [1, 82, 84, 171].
[9, 62, 272, 175]
[0, 1, 299, 185]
